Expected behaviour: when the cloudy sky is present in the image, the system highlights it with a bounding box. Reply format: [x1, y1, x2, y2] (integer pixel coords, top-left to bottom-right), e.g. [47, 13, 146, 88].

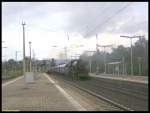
[2, 2, 148, 61]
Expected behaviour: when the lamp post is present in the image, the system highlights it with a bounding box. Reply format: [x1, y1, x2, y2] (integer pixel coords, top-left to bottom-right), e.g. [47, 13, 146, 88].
[22, 21, 26, 78]
[64, 46, 67, 61]
[96, 34, 98, 52]
[2, 56, 7, 76]
[138, 57, 141, 76]
[29, 41, 32, 72]
[85, 51, 95, 73]
[15, 51, 21, 73]
[2, 45, 7, 76]
[122, 57, 125, 75]
[97, 45, 112, 74]
[120, 35, 143, 76]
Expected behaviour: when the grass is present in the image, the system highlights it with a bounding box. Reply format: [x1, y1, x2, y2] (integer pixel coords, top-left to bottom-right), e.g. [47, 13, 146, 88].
[2, 70, 23, 80]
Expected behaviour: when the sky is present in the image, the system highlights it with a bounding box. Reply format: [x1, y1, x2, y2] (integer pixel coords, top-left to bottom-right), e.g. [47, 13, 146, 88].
[2, 2, 148, 61]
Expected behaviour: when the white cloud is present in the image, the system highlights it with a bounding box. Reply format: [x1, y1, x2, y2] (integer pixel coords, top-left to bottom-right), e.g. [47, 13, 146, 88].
[2, 2, 148, 61]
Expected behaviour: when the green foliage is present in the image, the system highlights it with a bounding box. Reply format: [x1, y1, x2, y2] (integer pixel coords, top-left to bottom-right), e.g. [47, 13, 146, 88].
[80, 38, 148, 76]
[2, 59, 23, 80]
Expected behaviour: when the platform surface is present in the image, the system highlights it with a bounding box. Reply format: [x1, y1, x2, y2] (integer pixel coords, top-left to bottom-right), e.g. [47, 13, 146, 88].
[2, 73, 83, 111]
[89, 73, 148, 84]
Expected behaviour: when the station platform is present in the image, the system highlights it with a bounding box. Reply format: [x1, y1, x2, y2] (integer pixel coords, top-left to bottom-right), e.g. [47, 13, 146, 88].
[2, 73, 85, 111]
[89, 73, 148, 84]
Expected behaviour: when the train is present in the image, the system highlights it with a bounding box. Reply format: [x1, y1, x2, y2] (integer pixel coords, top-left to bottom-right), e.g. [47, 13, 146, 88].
[48, 59, 89, 79]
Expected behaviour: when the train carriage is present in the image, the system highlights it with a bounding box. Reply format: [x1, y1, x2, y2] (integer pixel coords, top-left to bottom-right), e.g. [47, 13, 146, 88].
[48, 59, 89, 78]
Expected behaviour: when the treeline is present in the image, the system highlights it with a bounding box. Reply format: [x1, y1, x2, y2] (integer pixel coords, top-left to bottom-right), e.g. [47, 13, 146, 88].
[2, 56, 52, 79]
[2, 59, 23, 79]
[2, 37, 148, 78]
[80, 37, 148, 76]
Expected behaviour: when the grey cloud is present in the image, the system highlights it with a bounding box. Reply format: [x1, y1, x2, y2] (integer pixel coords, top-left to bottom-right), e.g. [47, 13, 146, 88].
[2, 2, 148, 38]
[64, 2, 132, 37]
[103, 11, 148, 35]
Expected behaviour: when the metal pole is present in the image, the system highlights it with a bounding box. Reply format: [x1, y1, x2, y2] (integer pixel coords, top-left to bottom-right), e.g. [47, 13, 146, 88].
[64, 47, 67, 61]
[22, 21, 26, 78]
[124, 64, 128, 75]
[122, 57, 125, 75]
[2, 57, 7, 76]
[96, 34, 98, 52]
[113, 65, 114, 75]
[33, 51, 37, 72]
[15, 51, 17, 73]
[89, 58, 91, 73]
[16, 51, 17, 62]
[97, 45, 112, 74]
[130, 38, 133, 76]
[120, 35, 144, 76]
[118, 64, 119, 76]
[104, 47, 106, 74]
[2, 47, 7, 76]
[108, 64, 109, 74]
[85, 51, 95, 73]
[5, 61, 7, 76]
[29, 42, 32, 72]
[32, 49, 35, 72]
[96, 34, 99, 74]
[138, 57, 141, 76]
[140, 58, 141, 76]
[30, 43, 32, 72]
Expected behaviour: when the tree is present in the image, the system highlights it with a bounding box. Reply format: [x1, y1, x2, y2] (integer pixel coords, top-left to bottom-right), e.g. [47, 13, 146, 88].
[133, 37, 148, 76]
[80, 37, 148, 76]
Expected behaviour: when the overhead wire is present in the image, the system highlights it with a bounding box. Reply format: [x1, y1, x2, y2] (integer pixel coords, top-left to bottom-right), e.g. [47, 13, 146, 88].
[85, 2, 132, 37]
[79, 4, 109, 35]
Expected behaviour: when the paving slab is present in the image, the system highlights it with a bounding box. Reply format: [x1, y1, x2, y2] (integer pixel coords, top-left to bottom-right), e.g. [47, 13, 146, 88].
[2, 73, 81, 111]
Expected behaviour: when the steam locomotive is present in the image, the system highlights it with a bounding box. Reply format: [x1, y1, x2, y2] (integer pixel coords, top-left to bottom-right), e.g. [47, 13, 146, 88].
[48, 59, 89, 78]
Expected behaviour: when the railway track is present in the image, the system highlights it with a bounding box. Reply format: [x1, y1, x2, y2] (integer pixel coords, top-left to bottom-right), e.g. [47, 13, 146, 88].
[63, 79, 132, 111]
[48, 73, 148, 111]
[48, 74, 132, 111]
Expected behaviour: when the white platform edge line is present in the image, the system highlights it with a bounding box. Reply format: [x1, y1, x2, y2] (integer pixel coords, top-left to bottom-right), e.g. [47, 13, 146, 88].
[2, 76, 23, 87]
[44, 73, 86, 111]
